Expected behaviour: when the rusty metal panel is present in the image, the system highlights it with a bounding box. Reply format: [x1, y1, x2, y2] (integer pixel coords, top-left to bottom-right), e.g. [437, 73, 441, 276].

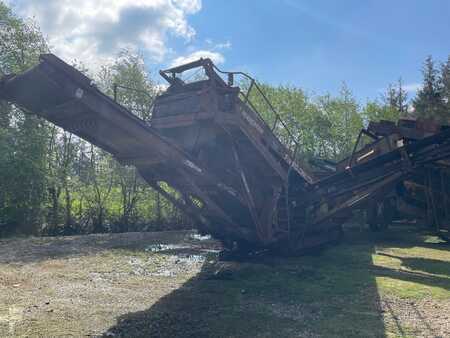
[2, 54, 450, 253]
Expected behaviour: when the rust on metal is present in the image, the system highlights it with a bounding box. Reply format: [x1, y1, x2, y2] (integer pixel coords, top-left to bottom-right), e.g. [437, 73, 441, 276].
[1, 54, 449, 253]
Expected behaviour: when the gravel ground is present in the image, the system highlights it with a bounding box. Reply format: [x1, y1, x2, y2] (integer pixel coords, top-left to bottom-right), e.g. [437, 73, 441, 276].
[0, 229, 448, 337]
[0, 231, 220, 337]
[381, 294, 450, 337]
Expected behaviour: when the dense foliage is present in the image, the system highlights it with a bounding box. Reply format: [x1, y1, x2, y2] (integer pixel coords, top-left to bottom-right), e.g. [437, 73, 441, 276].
[0, 2, 448, 236]
[0, 2, 186, 236]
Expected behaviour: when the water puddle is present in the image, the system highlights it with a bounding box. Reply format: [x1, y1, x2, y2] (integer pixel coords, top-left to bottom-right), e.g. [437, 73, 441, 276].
[190, 233, 212, 241]
[144, 244, 189, 253]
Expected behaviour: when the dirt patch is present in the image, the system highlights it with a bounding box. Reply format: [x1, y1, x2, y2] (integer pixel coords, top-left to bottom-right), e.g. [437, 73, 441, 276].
[0, 231, 220, 337]
[0, 228, 448, 337]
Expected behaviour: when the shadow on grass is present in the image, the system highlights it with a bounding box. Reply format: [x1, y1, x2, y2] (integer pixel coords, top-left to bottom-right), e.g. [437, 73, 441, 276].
[3, 226, 447, 336]
[377, 252, 450, 281]
[102, 229, 391, 337]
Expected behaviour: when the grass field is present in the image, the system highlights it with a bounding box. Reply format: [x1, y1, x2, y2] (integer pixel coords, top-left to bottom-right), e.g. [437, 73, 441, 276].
[0, 226, 448, 337]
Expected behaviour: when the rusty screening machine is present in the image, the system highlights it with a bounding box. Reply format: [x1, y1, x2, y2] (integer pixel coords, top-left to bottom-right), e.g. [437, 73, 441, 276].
[1, 54, 449, 253]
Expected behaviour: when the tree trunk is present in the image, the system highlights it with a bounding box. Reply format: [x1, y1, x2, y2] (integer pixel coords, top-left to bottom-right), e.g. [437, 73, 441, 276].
[64, 183, 71, 227]
[156, 192, 161, 224]
[49, 186, 60, 228]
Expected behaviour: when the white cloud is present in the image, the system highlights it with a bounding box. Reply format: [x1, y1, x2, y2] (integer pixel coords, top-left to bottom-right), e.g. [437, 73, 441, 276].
[214, 41, 232, 50]
[205, 38, 232, 50]
[172, 0, 201, 14]
[10, 0, 202, 69]
[403, 83, 422, 93]
[170, 50, 225, 67]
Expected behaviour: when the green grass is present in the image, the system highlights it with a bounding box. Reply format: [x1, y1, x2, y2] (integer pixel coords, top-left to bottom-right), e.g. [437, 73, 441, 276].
[1, 228, 448, 337]
[107, 226, 449, 337]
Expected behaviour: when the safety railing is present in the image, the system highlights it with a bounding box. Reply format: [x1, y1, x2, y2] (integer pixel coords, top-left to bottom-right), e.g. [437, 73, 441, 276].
[211, 64, 301, 165]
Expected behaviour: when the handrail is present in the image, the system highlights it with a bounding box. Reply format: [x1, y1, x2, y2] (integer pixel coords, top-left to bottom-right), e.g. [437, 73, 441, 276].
[113, 83, 155, 102]
[112, 83, 157, 121]
[158, 59, 301, 158]
[211, 64, 300, 156]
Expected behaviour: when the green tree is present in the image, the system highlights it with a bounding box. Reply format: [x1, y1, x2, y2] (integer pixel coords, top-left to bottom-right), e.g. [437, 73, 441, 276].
[243, 80, 363, 161]
[98, 50, 157, 121]
[0, 1, 50, 235]
[384, 78, 408, 115]
[440, 55, 450, 117]
[314, 84, 363, 161]
[95, 51, 162, 231]
[413, 55, 445, 121]
[363, 79, 406, 124]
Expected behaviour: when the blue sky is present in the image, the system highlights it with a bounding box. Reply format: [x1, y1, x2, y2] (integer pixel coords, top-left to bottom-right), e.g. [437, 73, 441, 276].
[7, 0, 450, 102]
[186, 0, 450, 101]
